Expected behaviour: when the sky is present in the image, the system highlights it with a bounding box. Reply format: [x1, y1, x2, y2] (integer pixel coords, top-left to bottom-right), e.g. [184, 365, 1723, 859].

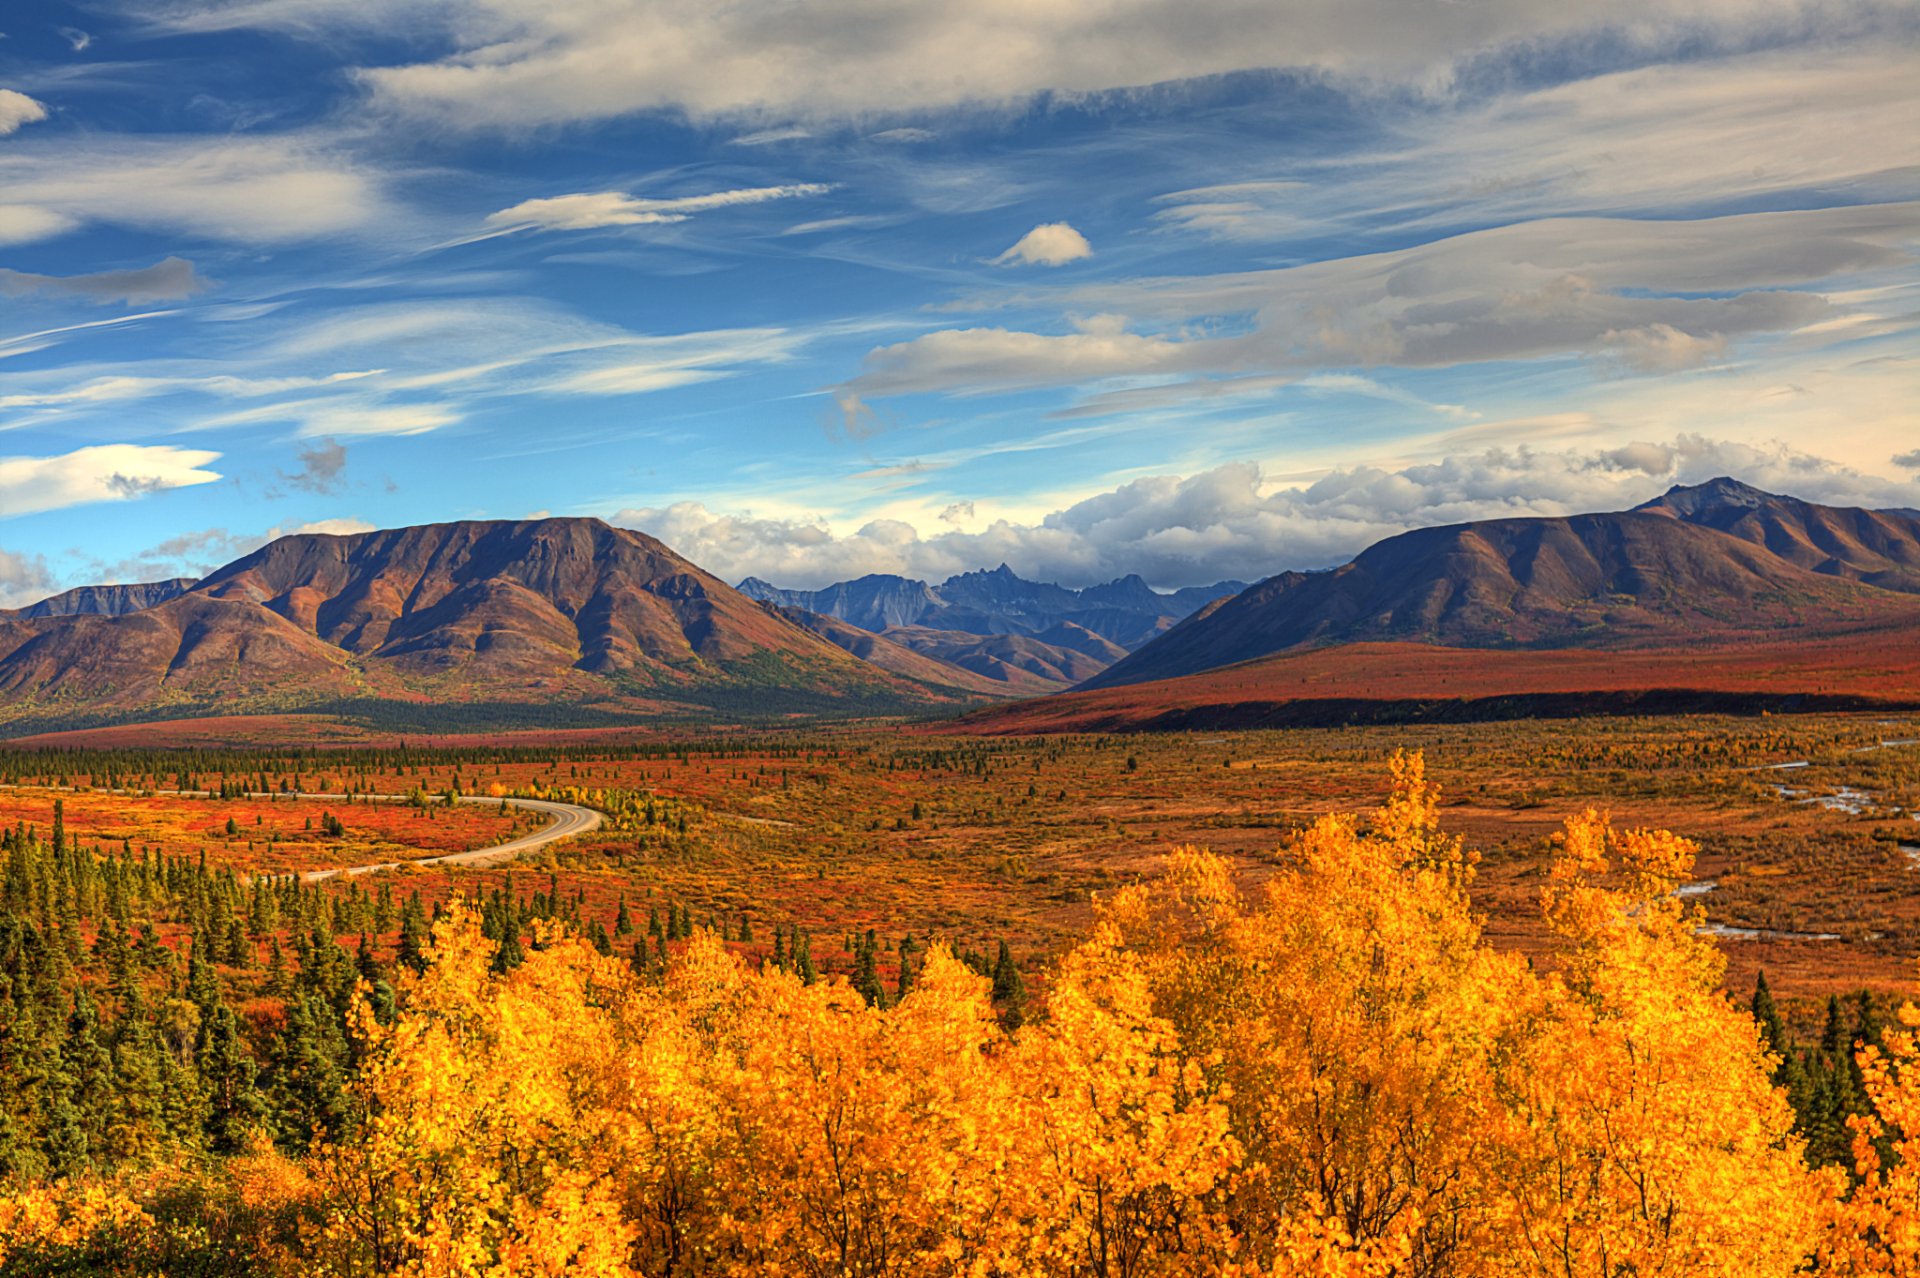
[0, 0, 1916, 605]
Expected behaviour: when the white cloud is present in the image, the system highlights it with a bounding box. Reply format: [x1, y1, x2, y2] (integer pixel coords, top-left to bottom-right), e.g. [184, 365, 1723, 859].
[0, 135, 392, 244]
[994, 222, 1093, 267]
[730, 127, 812, 146]
[142, 0, 1879, 125]
[0, 444, 223, 519]
[205, 397, 461, 437]
[0, 90, 48, 137]
[484, 183, 832, 232]
[0, 204, 75, 245]
[614, 436, 1920, 590]
[840, 200, 1915, 420]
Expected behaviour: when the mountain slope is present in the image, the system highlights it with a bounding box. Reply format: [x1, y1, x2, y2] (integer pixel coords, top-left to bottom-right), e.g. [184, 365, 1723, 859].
[1637, 477, 1920, 594]
[767, 606, 1019, 696]
[1087, 479, 1920, 690]
[0, 518, 961, 729]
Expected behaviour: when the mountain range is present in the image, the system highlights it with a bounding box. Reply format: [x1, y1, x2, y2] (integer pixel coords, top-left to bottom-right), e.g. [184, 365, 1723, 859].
[738, 566, 1244, 690]
[959, 478, 1920, 731]
[5, 478, 1919, 737]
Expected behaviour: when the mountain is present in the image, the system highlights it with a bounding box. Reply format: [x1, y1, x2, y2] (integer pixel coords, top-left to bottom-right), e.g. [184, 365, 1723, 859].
[879, 625, 1117, 692]
[0, 518, 970, 731]
[736, 565, 1245, 652]
[766, 606, 1023, 696]
[3, 578, 194, 620]
[738, 574, 945, 632]
[1636, 477, 1920, 593]
[1086, 479, 1920, 690]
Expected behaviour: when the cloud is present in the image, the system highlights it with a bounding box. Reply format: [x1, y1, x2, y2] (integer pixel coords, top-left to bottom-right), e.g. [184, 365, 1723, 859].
[484, 183, 832, 232]
[993, 222, 1092, 267]
[0, 135, 393, 245]
[97, 518, 379, 584]
[0, 90, 48, 136]
[0, 547, 54, 609]
[0, 205, 74, 245]
[282, 438, 348, 493]
[838, 326, 1185, 426]
[840, 201, 1913, 418]
[614, 435, 1920, 590]
[1151, 182, 1311, 241]
[206, 398, 461, 438]
[58, 27, 92, 52]
[1896, 450, 1920, 469]
[871, 128, 936, 144]
[0, 444, 223, 519]
[0, 256, 209, 305]
[145, 0, 1885, 125]
[730, 127, 811, 146]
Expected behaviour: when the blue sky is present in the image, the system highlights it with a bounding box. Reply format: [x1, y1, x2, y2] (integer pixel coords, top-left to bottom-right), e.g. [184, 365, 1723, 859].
[0, 0, 1916, 602]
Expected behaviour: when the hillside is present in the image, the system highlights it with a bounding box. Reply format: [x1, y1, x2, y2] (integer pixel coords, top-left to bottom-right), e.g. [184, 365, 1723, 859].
[1087, 479, 1920, 690]
[944, 628, 1920, 733]
[0, 518, 966, 731]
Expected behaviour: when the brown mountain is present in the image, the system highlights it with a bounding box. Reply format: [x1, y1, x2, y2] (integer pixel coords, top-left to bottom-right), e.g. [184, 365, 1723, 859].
[1086, 479, 1920, 690]
[0, 518, 960, 728]
[1637, 477, 1920, 593]
[879, 626, 1119, 691]
[2, 578, 195, 620]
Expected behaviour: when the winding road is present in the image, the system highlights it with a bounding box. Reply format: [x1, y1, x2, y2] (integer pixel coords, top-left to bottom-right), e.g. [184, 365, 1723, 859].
[295, 794, 604, 883]
[0, 782, 604, 884]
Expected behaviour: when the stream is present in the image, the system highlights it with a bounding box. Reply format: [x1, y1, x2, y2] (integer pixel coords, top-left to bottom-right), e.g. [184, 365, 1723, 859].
[1689, 736, 1920, 943]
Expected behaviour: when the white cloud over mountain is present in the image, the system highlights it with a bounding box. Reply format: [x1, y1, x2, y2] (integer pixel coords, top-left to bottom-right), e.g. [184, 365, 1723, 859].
[616, 435, 1920, 591]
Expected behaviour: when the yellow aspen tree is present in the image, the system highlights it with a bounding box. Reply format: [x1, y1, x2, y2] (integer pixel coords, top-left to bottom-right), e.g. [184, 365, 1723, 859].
[1100, 751, 1523, 1277]
[1821, 996, 1920, 1274]
[1489, 810, 1827, 1278]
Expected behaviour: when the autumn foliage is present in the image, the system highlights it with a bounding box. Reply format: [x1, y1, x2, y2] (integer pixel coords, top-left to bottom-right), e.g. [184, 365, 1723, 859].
[8, 752, 1920, 1275]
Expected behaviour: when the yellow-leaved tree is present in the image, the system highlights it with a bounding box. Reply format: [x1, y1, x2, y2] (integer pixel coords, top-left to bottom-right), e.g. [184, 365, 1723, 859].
[270, 751, 1835, 1278]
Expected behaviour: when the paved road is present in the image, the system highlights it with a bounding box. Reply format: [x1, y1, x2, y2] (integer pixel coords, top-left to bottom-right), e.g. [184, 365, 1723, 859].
[290, 794, 605, 882]
[0, 783, 603, 883]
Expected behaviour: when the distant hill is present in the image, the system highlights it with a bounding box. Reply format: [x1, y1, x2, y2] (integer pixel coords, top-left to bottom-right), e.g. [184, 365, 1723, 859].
[1085, 479, 1920, 691]
[2, 578, 194, 620]
[0, 518, 975, 732]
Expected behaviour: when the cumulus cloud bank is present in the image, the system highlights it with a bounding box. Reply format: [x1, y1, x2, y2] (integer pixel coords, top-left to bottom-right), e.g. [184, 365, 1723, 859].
[615, 436, 1920, 590]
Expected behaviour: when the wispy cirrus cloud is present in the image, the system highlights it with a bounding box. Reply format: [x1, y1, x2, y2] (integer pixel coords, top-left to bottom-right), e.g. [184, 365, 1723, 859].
[836, 200, 1916, 423]
[0, 134, 397, 245]
[484, 183, 832, 233]
[139, 0, 1897, 124]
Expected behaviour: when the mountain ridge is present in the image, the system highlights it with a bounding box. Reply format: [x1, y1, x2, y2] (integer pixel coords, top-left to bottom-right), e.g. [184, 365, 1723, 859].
[1084, 478, 1920, 690]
